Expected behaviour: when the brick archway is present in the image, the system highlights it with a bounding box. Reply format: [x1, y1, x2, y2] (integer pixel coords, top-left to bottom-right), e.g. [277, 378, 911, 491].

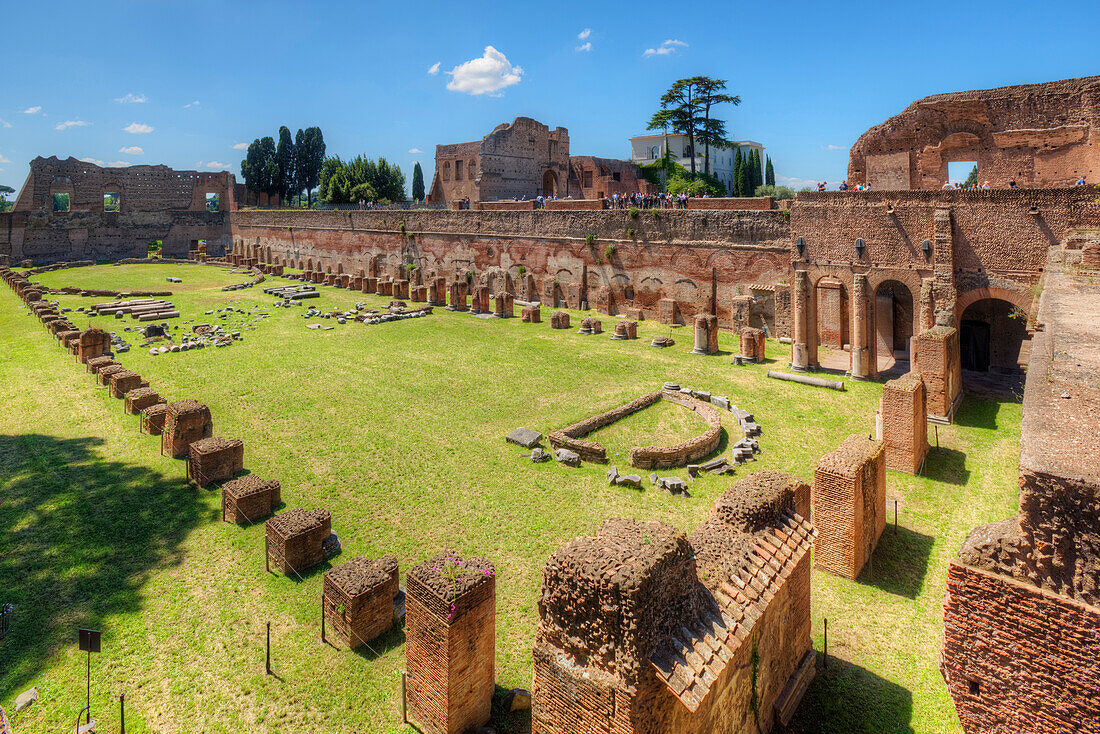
[955, 286, 1031, 327]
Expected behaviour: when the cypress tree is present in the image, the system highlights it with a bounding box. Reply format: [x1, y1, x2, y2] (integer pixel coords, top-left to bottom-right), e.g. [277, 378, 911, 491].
[734, 148, 744, 196]
[752, 149, 762, 191]
[765, 156, 775, 186]
[412, 162, 425, 202]
[735, 162, 748, 199]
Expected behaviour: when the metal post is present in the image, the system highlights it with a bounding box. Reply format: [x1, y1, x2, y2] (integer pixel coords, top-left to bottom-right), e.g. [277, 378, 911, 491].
[935, 424, 939, 448]
[401, 672, 408, 724]
[823, 618, 828, 669]
[86, 649, 91, 724]
[120, 692, 125, 734]
[321, 596, 326, 644]
[894, 500, 898, 533]
[266, 622, 271, 675]
[265, 534, 269, 574]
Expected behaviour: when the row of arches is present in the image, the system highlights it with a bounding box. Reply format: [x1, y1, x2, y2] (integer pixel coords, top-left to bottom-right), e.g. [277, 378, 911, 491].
[799, 272, 1029, 376]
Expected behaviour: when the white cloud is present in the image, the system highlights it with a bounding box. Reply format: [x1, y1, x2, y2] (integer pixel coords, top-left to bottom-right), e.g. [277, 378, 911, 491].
[56, 120, 90, 131]
[823, 144, 844, 151]
[183, 100, 200, 108]
[0, 154, 11, 164]
[231, 142, 249, 150]
[776, 174, 818, 190]
[23, 106, 42, 114]
[204, 161, 232, 170]
[123, 122, 154, 134]
[119, 145, 144, 155]
[427, 62, 440, 75]
[0, 119, 11, 128]
[446, 46, 523, 96]
[80, 157, 131, 168]
[644, 39, 688, 57]
[408, 148, 423, 154]
[114, 93, 147, 104]
[576, 41, 592, 52]
[578, 28, 591, 40]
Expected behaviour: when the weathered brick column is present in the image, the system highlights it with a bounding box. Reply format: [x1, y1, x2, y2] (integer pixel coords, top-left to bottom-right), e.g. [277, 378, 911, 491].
[880, 372, 929, 474]
[850, 274, 869, 379]
[813, 434, 886, 579]
[405, 554, 496, 734]
[791, 270, 810, 370]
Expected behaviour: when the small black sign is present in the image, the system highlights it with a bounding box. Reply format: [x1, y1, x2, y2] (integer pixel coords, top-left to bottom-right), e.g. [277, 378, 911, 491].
[78, 628, 101, 653]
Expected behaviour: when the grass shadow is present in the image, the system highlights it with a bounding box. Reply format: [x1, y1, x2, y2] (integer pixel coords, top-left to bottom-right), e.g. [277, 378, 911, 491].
[351, 623, 406, 663]
[788, 653, 914, 734]
[952, 394, 1002, 430]
[920, 447, 970, 486]
[858, 526, 935, 599]
[0, 433, 210, 702]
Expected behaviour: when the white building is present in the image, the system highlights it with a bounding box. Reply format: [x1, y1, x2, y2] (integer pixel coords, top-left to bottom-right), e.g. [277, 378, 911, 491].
[628, 133, 764, 195]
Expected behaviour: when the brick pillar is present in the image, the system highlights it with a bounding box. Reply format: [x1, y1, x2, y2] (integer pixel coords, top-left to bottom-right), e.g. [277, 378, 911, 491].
[880, 372, 929, 474]
[405, 555, 495, 734]
[813, 435, 886, 579]
[792, 270, 810, 370]
[850, 274, 869, 380]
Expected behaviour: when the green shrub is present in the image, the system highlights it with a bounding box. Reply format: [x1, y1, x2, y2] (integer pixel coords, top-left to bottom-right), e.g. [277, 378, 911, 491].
[517, 265, 526, 276]
[753, 184, 797, 201]
[604, 244, 617, 260]
[585, 233, 597, 248]
[628, 207, 639, 219]
[626, 228, 635, 239]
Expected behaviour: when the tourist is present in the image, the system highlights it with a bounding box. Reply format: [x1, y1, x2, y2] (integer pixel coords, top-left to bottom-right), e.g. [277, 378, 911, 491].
[1076, 176, 1087, 186]
[1009, 178, 1018, 188]
[839, 181, 849, 191]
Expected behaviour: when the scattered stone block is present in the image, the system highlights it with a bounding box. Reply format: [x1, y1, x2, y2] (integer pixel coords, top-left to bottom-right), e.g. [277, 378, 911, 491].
[521, 304, 541, 323]
[550, 312, 570, 329]
[555, 448, 581, 467]
[222, 475, 281, 525]
[188, 436, 244, 487]
[266, 508, 332, 576]
[505, 427, 543, 448]
[530, 448, 550, 463]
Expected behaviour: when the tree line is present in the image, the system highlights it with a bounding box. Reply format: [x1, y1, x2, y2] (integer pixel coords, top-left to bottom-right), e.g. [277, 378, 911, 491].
[318, 155, 407, 204]
[241, 126, 326, 206]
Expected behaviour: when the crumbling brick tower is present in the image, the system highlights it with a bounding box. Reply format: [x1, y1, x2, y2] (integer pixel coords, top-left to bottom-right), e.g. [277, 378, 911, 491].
[813, 435, 887, 579]
[161, 400, 213, 458]
[405, 554, 496, 734]
[533, 470, 816, 734]
[880, 372, 929, 474]
[323, 555, 399, 649]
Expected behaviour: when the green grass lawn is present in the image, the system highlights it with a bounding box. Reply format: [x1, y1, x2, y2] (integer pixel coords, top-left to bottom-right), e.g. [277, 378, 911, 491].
[0, 263, 1021, 733]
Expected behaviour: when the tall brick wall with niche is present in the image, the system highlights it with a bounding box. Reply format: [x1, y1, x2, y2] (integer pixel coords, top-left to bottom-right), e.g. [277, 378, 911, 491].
[533, 471, 815, 734]
[405, 554, 496, 734]
[813, 435, 886, 579]
[880, 372, 929, 474]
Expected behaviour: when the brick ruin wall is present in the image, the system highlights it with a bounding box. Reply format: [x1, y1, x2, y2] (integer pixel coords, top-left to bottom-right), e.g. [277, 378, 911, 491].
[942, 562, 1100, 734]
[229, 208, 793, 330]
[0, 157, 234, 263]
[848, 75, 1100, 190]
[941, 253, 1100, 733]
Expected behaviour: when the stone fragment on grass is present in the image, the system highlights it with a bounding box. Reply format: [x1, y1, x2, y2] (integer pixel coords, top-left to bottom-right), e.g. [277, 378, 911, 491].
[505, 427, 543, 448]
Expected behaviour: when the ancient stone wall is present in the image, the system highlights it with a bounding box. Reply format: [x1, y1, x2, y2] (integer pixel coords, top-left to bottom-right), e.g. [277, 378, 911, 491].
[941, 562, 1100, 734]
[567, 156, 658, 200]
[848, 75, 1100, 189]
[0, 157, 233, 263]
[229, 208, 791, 328]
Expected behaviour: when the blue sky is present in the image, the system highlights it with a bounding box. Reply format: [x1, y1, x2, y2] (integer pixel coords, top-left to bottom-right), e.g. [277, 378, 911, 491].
[1, 1, 1097, 197]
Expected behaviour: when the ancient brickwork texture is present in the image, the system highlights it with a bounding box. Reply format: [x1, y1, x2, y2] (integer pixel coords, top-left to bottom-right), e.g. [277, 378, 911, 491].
[848, 76, 1100, 189]
[880, 372, 929, 474]
[188, 436, 244, 487]
[228, 208, 790, 330]
[265, 508, 331, 576]
[222, 476, 281, 525]
[124, 387, 163, 416]
[686, 197, 774, 210]
[914, 326, 961, 419]
[161, 400, 213, 458]
[942, 561, 1100, 734]
[3, 156, 233, 262]
[813, 435, 886, 579]
[323, 554, 398, 649]
[567, 156, 658, 201]
[405, 554, 496, 734]
[740, 327, 766, 362]
[533, 472, 814, 734]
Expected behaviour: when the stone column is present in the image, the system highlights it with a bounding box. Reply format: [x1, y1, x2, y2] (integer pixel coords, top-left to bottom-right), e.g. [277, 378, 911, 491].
[850, 274, 869, 380]
[792, 270, 810, 371]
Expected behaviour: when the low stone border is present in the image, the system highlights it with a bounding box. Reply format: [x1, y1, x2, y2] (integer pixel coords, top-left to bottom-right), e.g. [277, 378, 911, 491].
[548, 388, 722, 469]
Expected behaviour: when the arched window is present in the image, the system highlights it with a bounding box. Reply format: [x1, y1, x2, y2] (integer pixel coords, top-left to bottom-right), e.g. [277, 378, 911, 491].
[649, 145, 660, 160]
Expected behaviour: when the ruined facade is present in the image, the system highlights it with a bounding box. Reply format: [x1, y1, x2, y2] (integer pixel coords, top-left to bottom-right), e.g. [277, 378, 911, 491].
[427, 117, 570, 204]
[0, 157, 234, 263]
[427, 118, 654, 204]
[848, 76, 1100, 190]
[533, 472, 815, 734]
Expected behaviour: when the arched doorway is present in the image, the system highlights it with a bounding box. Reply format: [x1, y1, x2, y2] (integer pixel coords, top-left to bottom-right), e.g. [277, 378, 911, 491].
[960, 299, 1027, 373]
[816, 277, 849, 351]
[872, 280, 915, 371]
[542, 170, 558, 197]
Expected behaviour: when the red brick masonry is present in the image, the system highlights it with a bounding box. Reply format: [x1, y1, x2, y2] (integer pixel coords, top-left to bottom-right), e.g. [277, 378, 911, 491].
[942, 561, 1100, 734]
